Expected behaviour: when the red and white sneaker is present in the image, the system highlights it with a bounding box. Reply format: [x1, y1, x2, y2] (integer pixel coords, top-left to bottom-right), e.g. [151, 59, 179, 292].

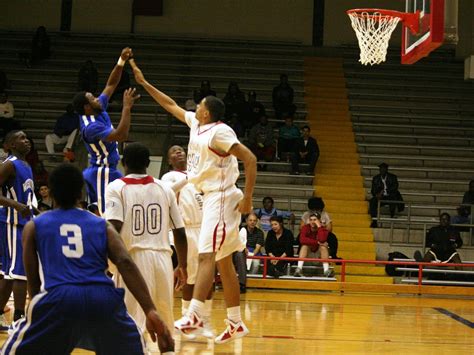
[214, 319, 249, 344]
[174, 311, 204, 336]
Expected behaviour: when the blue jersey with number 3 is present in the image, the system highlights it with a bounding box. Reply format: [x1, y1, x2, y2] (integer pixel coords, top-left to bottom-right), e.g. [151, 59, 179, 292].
[33, 208, 113, 291]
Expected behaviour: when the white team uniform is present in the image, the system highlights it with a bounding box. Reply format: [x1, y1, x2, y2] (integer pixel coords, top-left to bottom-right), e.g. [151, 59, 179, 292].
[104, 174, 184, 333]
[184, 111, 245, 261]
[162, 170, 203, 284]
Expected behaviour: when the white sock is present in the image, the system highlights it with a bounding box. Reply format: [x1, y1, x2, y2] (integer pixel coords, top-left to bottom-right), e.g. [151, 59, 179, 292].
[203, 299, 213, 319]
[182, 300, 190, 316]
[227, 306, 241, 323]
[188, 299, 205, 318]
[297, 260, 304, 269]
[323, 262, 329, 273]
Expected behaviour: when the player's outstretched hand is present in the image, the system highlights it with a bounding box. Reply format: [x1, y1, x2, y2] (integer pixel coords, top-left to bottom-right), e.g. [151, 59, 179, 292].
[123, 88, 140, 109]
[237, 196, 253, 214]
[120, 47, 132, 61]
[130, 61, 147, 86]
[146, 310, 174, 349]
[174, 266, 187, 291]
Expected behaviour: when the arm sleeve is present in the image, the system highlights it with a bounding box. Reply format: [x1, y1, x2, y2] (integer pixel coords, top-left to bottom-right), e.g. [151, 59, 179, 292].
[317, 227, 329, 243]
[104, 183, 124, 222]
[239, 227, 247, 245]
[167, 187, 185, 230]
[299, 225, 318, 249]
[83, 121, 113, 142]
[98, 93, 109, 111]
[210, 125, 240, 153]
[277, 210, 292, 219]
[265, 233, 274, 254]
[184, 111, 198, 129]
[256, 230, 265, 247]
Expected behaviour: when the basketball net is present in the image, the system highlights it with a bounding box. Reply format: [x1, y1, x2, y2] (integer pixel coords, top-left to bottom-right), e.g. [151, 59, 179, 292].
[348, 11, 401, 66]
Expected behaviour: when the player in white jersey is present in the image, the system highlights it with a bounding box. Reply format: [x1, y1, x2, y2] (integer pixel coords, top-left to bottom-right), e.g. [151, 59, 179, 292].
[161, 145, 214, 339]
[132, 61, 256, 344]
[105, 142, 188, 354]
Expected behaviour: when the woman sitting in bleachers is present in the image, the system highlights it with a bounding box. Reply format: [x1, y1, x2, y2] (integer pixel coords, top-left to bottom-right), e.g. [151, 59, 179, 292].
[265, 216, 294, 278]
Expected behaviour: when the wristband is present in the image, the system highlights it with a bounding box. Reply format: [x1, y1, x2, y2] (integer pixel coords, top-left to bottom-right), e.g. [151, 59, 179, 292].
[117, 57, 126, 67]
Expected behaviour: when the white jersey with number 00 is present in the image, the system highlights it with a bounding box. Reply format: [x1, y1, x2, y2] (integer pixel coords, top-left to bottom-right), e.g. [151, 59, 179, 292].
[161, 170, 203, 227]
[104, 174, 184, 253]
[185, 111, 240, 193]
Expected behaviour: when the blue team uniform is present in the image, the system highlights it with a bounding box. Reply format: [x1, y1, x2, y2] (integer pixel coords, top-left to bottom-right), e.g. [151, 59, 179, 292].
[0, 156, 34, 280]
[79, 93, 122, 215]
[2, 208, 146, 355]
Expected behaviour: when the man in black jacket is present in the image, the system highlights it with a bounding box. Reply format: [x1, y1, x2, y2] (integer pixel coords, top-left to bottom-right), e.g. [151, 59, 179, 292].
[369, 163, 404, 227]
[290, 125, 319, 175]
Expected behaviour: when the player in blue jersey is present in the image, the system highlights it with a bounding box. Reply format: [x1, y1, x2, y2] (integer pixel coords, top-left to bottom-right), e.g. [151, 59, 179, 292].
[1, 164, 174, 354]
[72, 47, 139, 216]
[0, 130, 35, 330]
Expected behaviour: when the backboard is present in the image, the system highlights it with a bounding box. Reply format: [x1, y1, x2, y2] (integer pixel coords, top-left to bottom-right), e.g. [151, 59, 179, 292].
[402, 0, 444, 64]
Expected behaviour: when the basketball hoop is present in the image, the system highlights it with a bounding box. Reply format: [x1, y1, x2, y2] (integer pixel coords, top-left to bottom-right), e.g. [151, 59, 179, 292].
[347, 8, 420, 66]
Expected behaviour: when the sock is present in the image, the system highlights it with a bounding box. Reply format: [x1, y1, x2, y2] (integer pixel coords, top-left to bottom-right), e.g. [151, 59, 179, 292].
[182, 299, 190, 316]
[13, 309, 24, 321]
[188, 299, 205, 318]
[297, 260, 304, 269]
[323, 262, 329, 273]
[227, 306, 241, 323]
[203, 299, 213, 320]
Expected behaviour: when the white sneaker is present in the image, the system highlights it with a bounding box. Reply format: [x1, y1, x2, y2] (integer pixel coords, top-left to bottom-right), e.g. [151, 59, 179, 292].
[7, 318, 23, 335]
[174, 311, 204, 336]
[214, 319, 249, 344]
[201, 318, 214, 339]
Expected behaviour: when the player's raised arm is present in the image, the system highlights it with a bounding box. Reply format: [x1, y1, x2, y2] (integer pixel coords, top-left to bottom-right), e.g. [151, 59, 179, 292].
[101, 47, 132, 98]
[106, 88, 140, 142]
[22, 221, 41, 298]
[105, 222, 174, 346]
[130, 59, 186, 123]
[229, 143, 257, 214]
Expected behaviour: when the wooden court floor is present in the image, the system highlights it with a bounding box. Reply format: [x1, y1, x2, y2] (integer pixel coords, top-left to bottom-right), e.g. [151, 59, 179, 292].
[1, 289, 472, 354]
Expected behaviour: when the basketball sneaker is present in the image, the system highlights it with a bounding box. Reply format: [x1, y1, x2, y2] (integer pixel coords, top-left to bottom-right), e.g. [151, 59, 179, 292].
[201, 318, 214, 339]
[174, 311, 204, 336]
[214, 319, 249, 344]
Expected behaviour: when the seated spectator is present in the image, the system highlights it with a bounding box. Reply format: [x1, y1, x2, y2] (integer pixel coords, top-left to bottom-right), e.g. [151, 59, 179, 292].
[278, 116, 300, 160]
[254, 196, 295, 234]
[184, 89, 200, 111]
[414, 213, 463, 269]
[451, 180, 474, 229]
[369, 162, 404, 227]
[301, 197, 339, 260]
[248, 115, 275, 163]
[294, 213, 332, 277]
[0, 70, 10, 93]
[198, 80, 216, 101]
[243, 91, 266, 132]
[37, 184, 53, 211]
[45, 104, 79, 160]
[20, 26, 51, 67]
[265, 216, 295, 278]
[0, 93, 19, 138]
[77, 60, 99, 93]
[233, 213, 265, 291]
[223, 81, 246, 121]
[272, 74, 296, 119]
[290, 125, 319, 175]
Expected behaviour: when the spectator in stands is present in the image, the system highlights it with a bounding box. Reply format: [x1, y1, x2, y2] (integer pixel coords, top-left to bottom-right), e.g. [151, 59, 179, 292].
[233, 213, 265, 291]
[248, 115, 275, 164]
[290, 125, 319, 175]
[265, 216, 295, 278]
[254, 196, 295, 234]
[184, 89, 200, 111]
[223, 81, 246, 121]
[44, 104, 79, 161]
[414, 213, 463, 269]
[278, 116, 300, 161]
[20, 26, 51, 67]
[0, 70, 10, 93]
[0, 92, 19, 138]
[37, 184, 53, 211]
[227, 113, 245, 138]
[198, 80, 216, 101]
[294, 213, 333, 277]
[369, 162, 404, 227]
[272, 74, 296, 119]
[243, 91, 266, 132]
[77, 60, 99, 94]
[451, 180, 474, 228]
[301, 197, 339, 260]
